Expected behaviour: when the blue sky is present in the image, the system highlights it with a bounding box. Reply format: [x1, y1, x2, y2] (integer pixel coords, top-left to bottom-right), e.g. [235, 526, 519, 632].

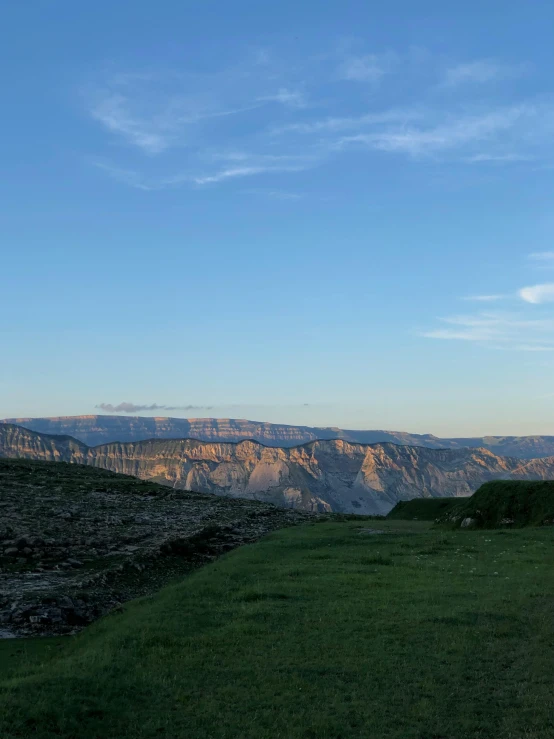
[3, 0, 554, 435]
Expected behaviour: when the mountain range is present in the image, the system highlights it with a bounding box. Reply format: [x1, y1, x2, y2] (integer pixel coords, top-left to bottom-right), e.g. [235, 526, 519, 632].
[2, 423, 554, 514]
[3, 415, 554, 459]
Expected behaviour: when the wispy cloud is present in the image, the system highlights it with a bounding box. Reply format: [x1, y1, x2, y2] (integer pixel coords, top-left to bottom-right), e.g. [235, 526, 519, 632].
[85, 47, 546, 191]
[87, 69, 269, 155]
[529, 252, 554, 264]
[422, 311, 554, 351]
[272, 108, 422, 136]
[193, 165, 308, 186]
[442, 59, 527, 87]
[335, 106, 529, 158]
[465, 153, 532, 163]
[96, 401, 318, 414]
[192, 152, 313, 186]
[424, 252, 554, 351]
[90, 93, 173, 154]
[89, 89, 263, 155]
[517, 345, 554, 352]
[94, 152, 313, 190]
[92, 161, 157, 190]
[93, 160, 191, 191]
[243, 189, 303, 200]
[96, 402, 213, 414]
[193, 166, 272, 185]
[257, 88, 307, 108]
[463, 294, 507, 302]
[337, 53, 397, 83]
[519, 283, 554, 304]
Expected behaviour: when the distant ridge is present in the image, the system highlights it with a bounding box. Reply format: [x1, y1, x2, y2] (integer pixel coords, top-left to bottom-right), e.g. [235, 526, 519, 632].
[2, 423, 554, 515]
[2, 415, 554, 459]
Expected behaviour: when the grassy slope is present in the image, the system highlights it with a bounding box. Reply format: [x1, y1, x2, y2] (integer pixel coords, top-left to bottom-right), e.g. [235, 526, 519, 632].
[2, 519, 554, 739]
[439, 480, 554, 529]
[386, 497, 459, 520]
[0, 638, 67, 681]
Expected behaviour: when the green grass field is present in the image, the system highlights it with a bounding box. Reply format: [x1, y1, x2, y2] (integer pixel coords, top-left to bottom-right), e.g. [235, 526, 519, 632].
[1, 518, 554, 739]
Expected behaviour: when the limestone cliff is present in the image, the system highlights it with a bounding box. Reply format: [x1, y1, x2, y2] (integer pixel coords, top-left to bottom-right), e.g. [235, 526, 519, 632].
[2, 415, 445, 449]
[2, 424, 554, 514]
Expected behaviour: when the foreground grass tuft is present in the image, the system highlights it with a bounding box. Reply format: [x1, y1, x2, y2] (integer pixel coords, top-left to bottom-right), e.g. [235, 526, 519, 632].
[1, 519, 554, 739]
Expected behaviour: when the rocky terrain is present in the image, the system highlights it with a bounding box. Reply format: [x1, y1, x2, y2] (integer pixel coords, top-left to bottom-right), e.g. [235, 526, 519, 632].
[0, 459, 313, 637]
[4, 415, 554, 459]
[2, 424, 554, 516]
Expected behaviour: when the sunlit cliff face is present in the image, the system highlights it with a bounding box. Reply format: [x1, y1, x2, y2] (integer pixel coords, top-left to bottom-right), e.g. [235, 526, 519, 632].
[2, 424, 554, 515]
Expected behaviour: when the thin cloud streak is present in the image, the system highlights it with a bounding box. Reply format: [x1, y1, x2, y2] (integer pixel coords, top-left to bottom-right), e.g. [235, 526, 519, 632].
[96, 402, 214, 413]
[90, 92, 264, 155]
[91, 94, 171, 154]
[193, 166, 271, 185]
[272, 108, 422, 135]
[277, 100, 552, 165]
[529, 252, 554, 264]
[335, 106, 528, 158]
[337, 53, 398, 83]
[465, 153, 532, 163]
[87, 67, 271, 155]
[92, 161, 157, 190]
[193, 153, 314, 185]
[257, 88, 307, 108]
[94, 153, 314, 190]
[422, 310, 554, 351]
[463, 294, 507, 302]
[442, 59, 527, 87]
[243, 188, 303, 200]
[193, 165, 308, 186]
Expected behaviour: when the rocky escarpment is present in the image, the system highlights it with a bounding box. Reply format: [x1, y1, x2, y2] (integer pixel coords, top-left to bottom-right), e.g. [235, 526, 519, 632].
[0, 459, 312, 636]
[4, 416, 554, 459]
[2, 415, 447, 449]
[2, 424, 554, 515]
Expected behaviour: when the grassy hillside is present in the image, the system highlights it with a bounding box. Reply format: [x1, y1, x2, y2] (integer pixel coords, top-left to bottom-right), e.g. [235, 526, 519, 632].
[438, 480, 554, 529]
[2, 519, 554, 739]
[386, 497, 459, 520]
